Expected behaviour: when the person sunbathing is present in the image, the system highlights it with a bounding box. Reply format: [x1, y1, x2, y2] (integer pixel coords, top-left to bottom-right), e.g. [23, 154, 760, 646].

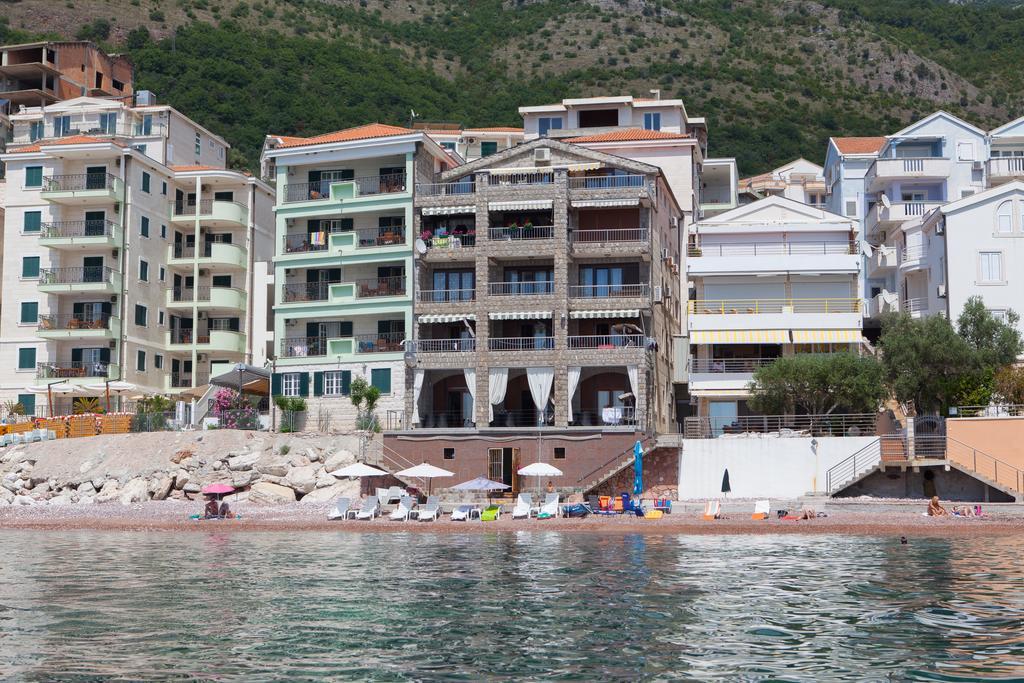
[927, 496, 948, 516]
[203, 496, 221, 519]
[219, 501, 235, 519]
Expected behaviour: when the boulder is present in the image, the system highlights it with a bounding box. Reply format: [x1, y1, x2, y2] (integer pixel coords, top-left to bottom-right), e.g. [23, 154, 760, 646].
[306, 447, 321, 463]
[78, 495, 95, 505]
[151, 477, 174, 501]
[92, 476, 107, 491]
[300, 480, 359, 504]
[13, 495, 35, 506]
[183, 482, 202, 494]
[95, 480, 121, 503]
[212, 460, 224, 471]
[0, 487, 13, 504]
[323, 449, 355, 473]
[255, 455, 290, 478]
[173, 470, 190, 490]
[289, 454, 311, 468]
[1, 474, 18, 493]
[285, 465, 318, 494]
[119, 478, 150, 505]
[231, 470, 255, 488]
[315, 471, 337, 489]
[249, 481, 296, 505]
[77, 481, 96, 496]
[48, 493, 74, 506]
[227, 452, 260, 471]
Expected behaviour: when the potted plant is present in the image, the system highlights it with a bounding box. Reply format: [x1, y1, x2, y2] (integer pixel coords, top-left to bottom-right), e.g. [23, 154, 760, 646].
[420, 229, 433, 243]
[274, 395, 307, 433]
[350, 376, 382, 432]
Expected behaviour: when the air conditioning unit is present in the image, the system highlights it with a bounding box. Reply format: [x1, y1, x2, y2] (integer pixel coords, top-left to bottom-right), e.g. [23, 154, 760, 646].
[972, 161, 984, 171]
[653, 286, 664, 303]
[197, 353, 206, 361]
[108, 340, 117, 349]
[937, 284, 947, 298]
[457, 137, 466, 144]
[198, 311, 207, 319]
[198, 269, 208, 276]
[534, 147, 551, 163]
[661, 247, 670, 260]
[111, 248, 119, 258]
[935, 221, 945, 235]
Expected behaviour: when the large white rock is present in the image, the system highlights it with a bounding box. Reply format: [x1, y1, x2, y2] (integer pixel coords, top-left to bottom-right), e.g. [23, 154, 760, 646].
[77, 481, 97, 496]
[323, 449, 355, 473]
[285, 465, 318, 494]
[249, 481, 296, 505]
[95, 480, 121, 503]
[301, 480, 360, 504]
[0, 487, 14, 504]
[151, 477, 173, 501]
[227, 451, 260, 471]
[255, 455, 290, 478]
[306, 447, 321, 463]
[13, 495, 35, 506]
[315, 471, 337, 489]
[231, 470, 255, 488]
[48, 494, 74, 506]
[173, 470, 190, 490]
[119, 478, 150, 505]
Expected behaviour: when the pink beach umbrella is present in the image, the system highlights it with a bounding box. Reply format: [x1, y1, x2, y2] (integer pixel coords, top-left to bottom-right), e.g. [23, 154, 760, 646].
[202, 483, 236, 495]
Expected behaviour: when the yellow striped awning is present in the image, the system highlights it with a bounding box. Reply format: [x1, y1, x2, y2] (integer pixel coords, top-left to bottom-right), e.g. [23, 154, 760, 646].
[790, 329, 862, 343]
[690, 330, 790, 344]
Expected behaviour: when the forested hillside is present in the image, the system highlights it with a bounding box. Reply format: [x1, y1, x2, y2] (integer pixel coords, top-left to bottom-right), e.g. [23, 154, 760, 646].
[2, 0, 1023, 174]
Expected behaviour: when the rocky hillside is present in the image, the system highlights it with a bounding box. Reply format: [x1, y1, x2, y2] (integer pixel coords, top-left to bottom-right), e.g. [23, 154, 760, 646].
[3, 0, 1023, 173]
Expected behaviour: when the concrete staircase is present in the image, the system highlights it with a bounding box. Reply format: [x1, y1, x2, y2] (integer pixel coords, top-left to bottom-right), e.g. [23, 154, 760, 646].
[825, 438, 884, 494]
[575, 436, 656, 494]
[945, 437, 1023, 502]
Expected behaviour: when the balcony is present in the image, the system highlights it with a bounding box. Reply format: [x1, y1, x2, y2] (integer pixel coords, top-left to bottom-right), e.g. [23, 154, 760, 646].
[37, 314, 119, 340]
[36, 361, 115, 380]
[410, 338, 477, 353]
[355, 275, 406, 298]
[865, 201, 943, 237]
[688, 297, 863, 333]
[168, 242, 248, 269]
[38, 266, 119, 294]
[280, 226, 406, 255]
[41, 173, 124, 205]
[166, 286, 247, 311]
[866, 246, 897, 278]
[866, 157, 951, 189]
[423, 232, 476, 251]
[39, 219, 120, 250]
[282, 281, 337, 303]
[171, 199, 248, 226]
[487, 225, 554, 241]
[278, 332, 405, 359]
[11, 120, 167, 146]
[488, 336, 555, 351]
[867, 290, 899, 318]
[687, 241, 859, 276]
[167, 329, 246, 353]
[903, 297, 929, 318]
[569, 283, 649, 300]
[566, 335, 646, 360]
[568, 174, 653, 202]
[417, 289, 476, 303]
[169, 371, 211, 389]
[988, 157, 1024, 184]
[487, 171, 554, 187]
[570, 228, 648, 252]
[689, 358, 776, 395]
[282, 172, 407, 204]
[489, 281, 554, 296]
[899, 243, 928, 271]
[415, 180, 476, 197]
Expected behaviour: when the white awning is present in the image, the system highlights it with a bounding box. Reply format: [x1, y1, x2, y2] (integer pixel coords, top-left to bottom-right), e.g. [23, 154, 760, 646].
[569, 309, 640, 319]
[791, 329, 862, 343]
[421, 205, 475, 216]
[690, 330, 790, 344]
[488, 199, 553, 212]
[488, 310, 553, 320]
[418, 313, 477, 323]
[571, 198, 642, 208]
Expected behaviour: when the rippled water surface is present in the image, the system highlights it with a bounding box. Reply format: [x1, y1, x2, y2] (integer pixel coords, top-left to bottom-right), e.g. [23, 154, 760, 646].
[2, 531, 1024, 681]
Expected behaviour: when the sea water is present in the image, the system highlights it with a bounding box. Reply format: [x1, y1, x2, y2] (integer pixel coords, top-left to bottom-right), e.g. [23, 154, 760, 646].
[1, 530, 1023, 681]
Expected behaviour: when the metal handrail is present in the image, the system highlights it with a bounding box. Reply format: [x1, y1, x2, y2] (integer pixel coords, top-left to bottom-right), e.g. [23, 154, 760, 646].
[902, 297, 928, 313]
[952, 404, 1024, 418]
[40, 219, 117, 238]
[688, 241, 857, 257]
[489, 281, 554, 296]
[173, 199, 248, 216]
[567, 334, 645, 349]
[411, 338, 477, 353]
[487, 171, 553, 186]
[576, 436, 655, 485]
[569, 283, 649, 298]
[683, 412, 878, 439]
[39, 266, 114, 285]
[354, 275, 406, 298]
[488, 225, 554, 240]
[355, 332, 405, 353]
[415, 180, 475, 196]
[568, 174, 645, 189]
[36, 361, 111, 379]
[283, 172, 407, 203]
[488, 336, 554, 351]
[38, 313, 112, 331]
[282, 281, 341, 303]
[689, 298, 861, 314]
[945, 436, 1024, 494]
[417, 288, 476, 303]
[825, 438, 882, 493]
[43, 172, 118, 192]
[900, 244, 927, 262]
[280, 336, 328, 357]
[690, 357, 777, 373]
[571, 227, 647, 243]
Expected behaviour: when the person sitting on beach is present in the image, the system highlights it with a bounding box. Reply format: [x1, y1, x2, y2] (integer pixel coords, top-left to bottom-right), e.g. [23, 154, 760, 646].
[203, 496, 220, 519]
[927, 496, 948, 517]
[799, 506, 816, 520]
[219, 501, 235, 519]
[546, 481, 555, 494]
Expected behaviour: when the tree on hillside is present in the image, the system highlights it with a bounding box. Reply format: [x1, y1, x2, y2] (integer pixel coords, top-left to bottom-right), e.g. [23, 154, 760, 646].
[747, 352, 887, 416]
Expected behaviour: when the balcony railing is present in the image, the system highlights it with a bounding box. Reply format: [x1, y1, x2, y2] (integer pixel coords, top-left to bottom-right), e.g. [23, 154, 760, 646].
[172, 286, 213, 303]
[570, 283, 649, 299]
[11, 120, 166, 145]
[571, 227, 647, 243]
[280, 336, 328, 358]
[417, 288, 476, 303]
[355, 332, 405, 354]
[570, 405, 637, 427]
[688, 241, 857, 257]
[39, 266, 115, 285]
[173, 199, 248, 216]
[40, 219, 117, 239]
[488, 225, 554, 241]
[38, 314, 112, 331]
[903, 297, 928, 314]
[488, 336, 554, 351]
[489, 281, 554, 296]
[411, 338, 477, 353]
[682, 413, 878, 438]
[952, 404, 1024, 418]
[689, 298, 861, 314]
[691, 358, 777, 373]
[42, 172, 118, 192]
[567, 334, 645, 349]
[171, 372, 210, 388]
[424, 233, 476, 248]
[989, 157, 1024, 177]
[282, 226, 407, 253]
[170, 329, 213, 344]
[491, 409, 555, 428]
[355, 275, 406, 298]
[487, 171, 553, 186]
[415, 180, 476, 196]
[36, 361, 110, 379]
[282, 281, 339, 303]
[900, 244, 927, 263]
[283, 172, 406, 203]
[568, 174, 645, 190]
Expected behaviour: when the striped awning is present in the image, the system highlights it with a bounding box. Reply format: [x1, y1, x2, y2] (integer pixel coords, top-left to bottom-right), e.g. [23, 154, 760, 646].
[569, 309, 640, 319]
[689, 388, 753, 398]
[487, 167, 556, 176]
[690, 330, 790, 344]
[418, 313, 477, 323]
[488, 310, 553, 320]
[420, 205, 475, 216]
[488, 199, 553, 212]
[571, 198, 642, 208]
[791, 329, 862, 343]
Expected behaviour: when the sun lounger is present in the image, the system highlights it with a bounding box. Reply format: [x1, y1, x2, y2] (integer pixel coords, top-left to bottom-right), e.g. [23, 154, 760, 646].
[538, 493, 559, 518]
[752, 500, 770, 520]
[327, 497, 353, 520]
[385, 486, 404, 505]
[416, 496, 441, 522]
[355, 495, 381, 520]
[702, 500, 722, 521]
[586, 494, 616, 515]
[389, 496, 416, 521]
[451, 504, 480, 521]
[481, 504, 501, 521]
[512, 493, 533, 519]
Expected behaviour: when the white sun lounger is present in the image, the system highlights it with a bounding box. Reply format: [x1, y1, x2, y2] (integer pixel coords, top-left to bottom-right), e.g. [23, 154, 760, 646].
[327, 497, 353, 520]
[355, 495, 380, 520]
[512, 493, 533, 519]
[451, 504, 479, 521]
[389, 496, 416, 521]
[538, 493, 560, 518]
[384, 486, 404, 505]
[753, 500, 770, 520]
[416, 496, 441, 522]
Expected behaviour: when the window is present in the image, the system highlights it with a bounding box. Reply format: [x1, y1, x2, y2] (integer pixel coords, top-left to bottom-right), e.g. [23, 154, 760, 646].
[99, 112, 117, 135]
[53, 115, 72, 137]
[136, 349, 146, 372]
[553, 447, 566, 460]
[158, 310, 166, 326]
[113, 78, 124, 92]
[141, 171, 151, 193]
[538, 117, 563, 136]
[195, 132, 202, 156]
[371, 368, 391, 394]
[160, 224, 167, 239]
[22, 256, 40, 278]
[23, 210, 41, 233]
[440, 141, 456, 151]
[139, 259, 149, 282]
[25, 166, 43, 188]
[161, 181, 167, 196]
[282, 373, 301, 397]
[140, 216, 150, 238]
[136, 115, 153, 136]
[845, 200, 857, 217]
[323, 370, 351, 396]
[133, 144, 147, 155]
[996, 201, 1013, 234]
[643, 112, 661, 131]
[988, 309, 1009, 323]
[20, 302, 38, 324]
[18, 347, 36, 370]
[134, 304, 148, 326]
[978, 251, 1004, 284]
[480, 141, 498, 157]
[159, 266, 166, 282]
[16, 393, 35, 416]
[443, 448, 455, 460]
[154, 354, 164, 370]
[29, 121, 43, 142]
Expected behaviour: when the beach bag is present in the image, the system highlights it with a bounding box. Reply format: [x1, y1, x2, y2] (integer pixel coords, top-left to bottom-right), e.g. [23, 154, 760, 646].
[564, 503, 589, 518]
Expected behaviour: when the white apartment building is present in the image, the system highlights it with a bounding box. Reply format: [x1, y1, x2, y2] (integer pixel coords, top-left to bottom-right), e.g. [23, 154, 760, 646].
[0, 96, 274, 416]
[418, 124, 524, 161]
[684, 196, 862, 435]
[739, 158, 827, 208]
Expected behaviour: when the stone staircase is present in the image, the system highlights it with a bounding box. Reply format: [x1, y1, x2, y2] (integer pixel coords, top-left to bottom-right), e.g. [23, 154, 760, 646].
[574, 436, 656, 494]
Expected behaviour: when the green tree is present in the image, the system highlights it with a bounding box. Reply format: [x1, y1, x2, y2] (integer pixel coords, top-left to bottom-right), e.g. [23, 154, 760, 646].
[349, 376, 381, 432]
[956, 296, 1022, 369]
[994, 364, 1024, 404]
[747, 352, 887, 415]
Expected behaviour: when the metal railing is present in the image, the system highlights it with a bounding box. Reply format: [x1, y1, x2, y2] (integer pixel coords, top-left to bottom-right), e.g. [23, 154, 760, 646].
[169, 329, 213, 344]
[280, 336, 328, 358]
[37, 314, 112, 331]
[490, 408, 555, 428]
[282, 281, 340, 303]
[689, 298, 861, 314]
[355, 332, 405, 353]
[952, 404, 1024, 418]
[12, 120, 167, 145]
[682, 412, 878, 439]
[281, 226, 406, 253]
[417, 288, 476, 303]
[173, 199, 248, 216]
[42, 172, 118, 192]
[900, 244, 927, 263]
[40, 219, 117, 239]
[354, 275, 406, 298]
[419, 411, 477, 429]
[36, 361, 110, 379]
[489, 281, 554, 296]
[488, 225, 554, 240]
[283, 172, 406, 202]
[569, 405, 638, 428]
[424, 233, 476, 248]
[567, 334, 645, 349]
[571, 227, 647, 243]
[902, 297, 928, 314]
[488, 336, 554, 351]
[487, 171, 553, 186]
[570, 283, 649, 299]
[172, 286, 215, 303]
[690, 357, 777, 373]
[946, 437, 1023, 495]
[415, 180, 476, 196]
[577, 436, 655, 487]
[171, 372, 210, 388]
[826, 438, 883, 493]
[688, 241, 857, 257]
[410, 338, 477, 353]
[39, 266, 115, 285]
[568, 174, 645, 189]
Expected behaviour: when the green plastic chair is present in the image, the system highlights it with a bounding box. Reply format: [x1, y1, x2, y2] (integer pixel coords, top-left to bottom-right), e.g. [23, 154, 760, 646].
[480, 504, 502, 521]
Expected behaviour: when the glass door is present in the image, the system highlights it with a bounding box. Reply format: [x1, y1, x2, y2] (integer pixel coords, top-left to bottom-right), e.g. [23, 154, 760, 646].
[84, 211, 106, 236]
[85, 166, 107, 190]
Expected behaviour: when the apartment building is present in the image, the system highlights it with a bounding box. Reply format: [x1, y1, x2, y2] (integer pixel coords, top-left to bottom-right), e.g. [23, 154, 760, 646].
[739, 158, 826, 208]
[384, 137, 682, 491]
[261, 123, 451, 430]
[0, 96, 273, 416]
[0, 41, 133, 108]
[416, 123, 524, 161]
[684, 196, 862, 436]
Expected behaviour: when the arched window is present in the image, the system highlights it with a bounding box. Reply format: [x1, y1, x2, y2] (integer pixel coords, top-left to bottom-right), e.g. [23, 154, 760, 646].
[996, 200, 1013, 234]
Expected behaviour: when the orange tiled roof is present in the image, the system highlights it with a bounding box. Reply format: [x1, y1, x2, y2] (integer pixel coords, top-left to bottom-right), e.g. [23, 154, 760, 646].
[568, 128, 690, 143]
[831, 137, 887, 155]
[15, 135, 125, 154]
[275, 123, 415, 149]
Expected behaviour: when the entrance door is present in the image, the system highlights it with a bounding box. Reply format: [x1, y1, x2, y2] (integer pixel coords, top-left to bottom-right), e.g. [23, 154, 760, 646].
[708, 401, 739, 437]
[85, 166, 107, 190]
[488, 448, 504, 486]
[82, 256, 104, 283]
[84, 211, 106, 236]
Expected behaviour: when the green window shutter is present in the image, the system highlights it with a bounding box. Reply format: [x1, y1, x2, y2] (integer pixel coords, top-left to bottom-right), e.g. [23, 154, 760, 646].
[25, 166, 43, 187]
[371, 368, 391, 394]
[22, 256, 40, 278]
[298, 372, 310, 397]
[313, 371, 324, 397]
[142, 172, 151, 193]
[141, 216, 149, 237]
[18, 347, 36, 370]
[341, 370, 352, 396]
[17, 394, 35, 416]
[20, 302, 38, 324]
[271, 372, 282, 396]
[24, 211, 42, 233]
[480, 141, 498, 157]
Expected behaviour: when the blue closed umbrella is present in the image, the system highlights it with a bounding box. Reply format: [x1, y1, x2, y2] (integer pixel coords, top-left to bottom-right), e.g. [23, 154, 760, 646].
[633, 440, 644, 495]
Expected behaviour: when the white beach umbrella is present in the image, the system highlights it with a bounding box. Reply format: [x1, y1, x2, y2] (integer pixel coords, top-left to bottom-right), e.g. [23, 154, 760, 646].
[84, 381, 138, 412]
[24, 383, 86, 417]
[517, 462, 564, 495]
[329, 462, 389, 478]
[395, 463, 454, 496]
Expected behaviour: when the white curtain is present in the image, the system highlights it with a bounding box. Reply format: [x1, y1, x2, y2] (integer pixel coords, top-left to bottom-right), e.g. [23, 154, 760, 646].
[567, 366, 582, 424]
[412, 368, 425, 425]
[627, 365, 639, 403]
[488, 367, 508, 423]
[527, 367, 555, 424]
[464, 368, 476, 423]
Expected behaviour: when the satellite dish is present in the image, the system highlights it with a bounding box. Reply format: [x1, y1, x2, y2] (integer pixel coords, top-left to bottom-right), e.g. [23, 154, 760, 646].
[880, 194, 891, 209]
[404, 350, 418, 368]
[414, 238, 428, 256]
